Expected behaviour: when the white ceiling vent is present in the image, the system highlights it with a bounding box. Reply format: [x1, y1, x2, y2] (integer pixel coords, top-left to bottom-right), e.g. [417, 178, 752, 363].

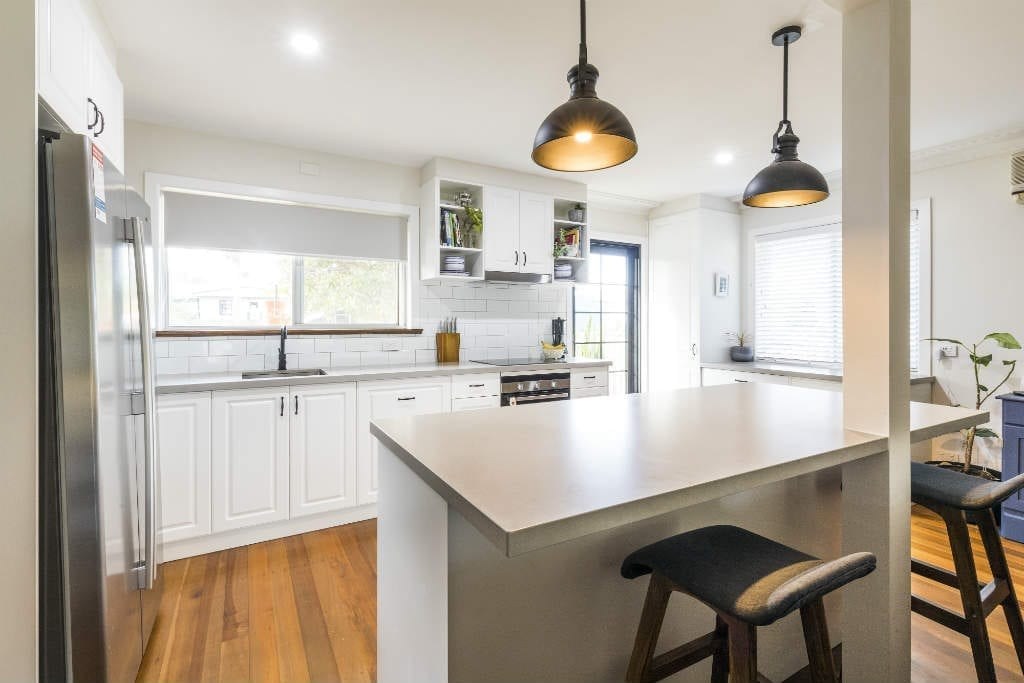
[1013, 150, 1024, 203]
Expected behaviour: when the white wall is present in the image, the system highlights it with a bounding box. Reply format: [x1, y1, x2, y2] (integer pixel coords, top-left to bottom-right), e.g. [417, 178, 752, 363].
[698, 207, 742, 363]
[1, 0, 38, 678]
[587, 205, 649, 238]
[740, 150, 1024, 468]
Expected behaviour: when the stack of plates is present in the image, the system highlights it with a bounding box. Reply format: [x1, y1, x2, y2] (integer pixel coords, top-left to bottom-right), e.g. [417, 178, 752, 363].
[442, 255, 468, 276]
[554, 263, 574, 281]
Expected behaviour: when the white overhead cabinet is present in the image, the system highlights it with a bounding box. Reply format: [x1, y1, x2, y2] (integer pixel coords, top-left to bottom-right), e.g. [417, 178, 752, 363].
[155, 392, 212, 544]
[289, 384, 358, 518]
[357, 377, 451, 504]
[211, 387, 290, 533]
[37, 0, 125, 170]
[517, 191, 556, 277]
[482, 187, 554, 277]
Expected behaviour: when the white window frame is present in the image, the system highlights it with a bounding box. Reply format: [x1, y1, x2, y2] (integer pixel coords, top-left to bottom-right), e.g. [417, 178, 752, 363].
[743, 198, 932, 374]
[145, 173, 419, 330]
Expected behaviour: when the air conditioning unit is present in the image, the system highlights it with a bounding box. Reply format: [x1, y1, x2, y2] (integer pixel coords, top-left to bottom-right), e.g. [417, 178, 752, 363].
[1013, 150, 1024, 204]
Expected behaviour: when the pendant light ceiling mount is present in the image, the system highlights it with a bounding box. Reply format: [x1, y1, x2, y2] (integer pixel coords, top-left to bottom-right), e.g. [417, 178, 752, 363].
[743, 24, 830, 208]
[531, 0, 638, 172]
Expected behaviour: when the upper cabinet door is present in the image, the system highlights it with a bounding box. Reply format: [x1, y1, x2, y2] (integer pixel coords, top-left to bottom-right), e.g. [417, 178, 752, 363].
[289, 383, 358, 518]
[88, 39, 125, 172]
[211, 388, 289, 532]
[37, 0, 89, 132]
[517, 191, 554, 276]
[482, 186, 519, 272]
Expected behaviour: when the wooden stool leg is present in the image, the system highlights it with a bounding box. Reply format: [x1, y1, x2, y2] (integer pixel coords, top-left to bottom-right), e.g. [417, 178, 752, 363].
[976, 508, 1024, 674]
[710, 614, 729, 683]
[799, 598, 837, 683]
[944, 508, 998, 683]
[626, 574, 673, 683]
[726, 617, 757, 683]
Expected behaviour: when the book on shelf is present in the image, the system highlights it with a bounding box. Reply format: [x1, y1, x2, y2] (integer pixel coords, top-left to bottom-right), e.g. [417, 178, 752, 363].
[440, 208, 465, 248]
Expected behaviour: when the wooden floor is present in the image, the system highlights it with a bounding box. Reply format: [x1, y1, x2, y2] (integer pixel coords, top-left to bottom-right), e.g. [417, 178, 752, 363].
[138, 509, 1024, 682]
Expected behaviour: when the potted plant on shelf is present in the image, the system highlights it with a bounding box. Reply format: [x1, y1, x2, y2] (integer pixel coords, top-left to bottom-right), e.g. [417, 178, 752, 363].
[925, 332, 1021, 480]
[728, 332, 754, 362]
[464, 206, 483, 249]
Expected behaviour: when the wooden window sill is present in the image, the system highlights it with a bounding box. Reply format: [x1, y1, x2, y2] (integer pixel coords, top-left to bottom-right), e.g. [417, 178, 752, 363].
[155, 328, 424, 338]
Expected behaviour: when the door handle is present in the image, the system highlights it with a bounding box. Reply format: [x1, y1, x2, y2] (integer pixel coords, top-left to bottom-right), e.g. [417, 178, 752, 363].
[514, 250, 518, 266]
[280, 396, 285, 416]
[468, 383, 485, 388]
[87, 98, 99, 130]
[294, 395, 299, 415]
[95, 109, 105, 137]
[523, 251, 527, 266]
[397, 396, 416, 401]
[691, 343, 698, 358]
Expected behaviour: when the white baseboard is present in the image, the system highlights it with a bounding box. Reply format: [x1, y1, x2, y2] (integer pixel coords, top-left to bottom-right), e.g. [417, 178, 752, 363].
[159, 504, 378, 562]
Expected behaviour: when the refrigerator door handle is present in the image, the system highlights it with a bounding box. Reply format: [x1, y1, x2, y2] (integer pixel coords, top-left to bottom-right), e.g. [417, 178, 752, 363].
[128, 217, 158, 590]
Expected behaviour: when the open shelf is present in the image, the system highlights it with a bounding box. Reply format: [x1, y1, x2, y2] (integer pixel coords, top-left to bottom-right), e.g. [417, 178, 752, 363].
[440, 203, 468, 211]
[555, 255, 586, 262]
[440, 246, 483, 253]
[420, 178, 485, 280]
[553, 218, 586, 226]
[553, 197, 589, 283]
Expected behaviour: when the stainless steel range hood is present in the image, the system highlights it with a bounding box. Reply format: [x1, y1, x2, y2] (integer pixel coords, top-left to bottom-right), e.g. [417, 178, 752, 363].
[484, 270, 553, 284]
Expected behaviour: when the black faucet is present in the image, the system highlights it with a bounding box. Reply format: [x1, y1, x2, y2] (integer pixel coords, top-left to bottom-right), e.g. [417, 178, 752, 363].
[277, 326, 288, 371]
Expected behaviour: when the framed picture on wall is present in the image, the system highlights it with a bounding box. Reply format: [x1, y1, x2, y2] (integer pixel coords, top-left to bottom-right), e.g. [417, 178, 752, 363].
[714, 272, 729, 297]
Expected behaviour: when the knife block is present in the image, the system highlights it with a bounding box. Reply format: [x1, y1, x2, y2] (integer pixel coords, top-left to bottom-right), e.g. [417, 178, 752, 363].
[435, 333, 461, 363]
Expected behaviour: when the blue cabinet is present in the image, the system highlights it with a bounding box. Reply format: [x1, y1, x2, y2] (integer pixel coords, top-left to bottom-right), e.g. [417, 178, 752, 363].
[998, 394, 1024, 541]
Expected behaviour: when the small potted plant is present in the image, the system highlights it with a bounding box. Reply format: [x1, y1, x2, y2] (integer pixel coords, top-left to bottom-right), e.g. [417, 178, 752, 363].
[464, 206, 483, 249]
[728, 332, 754, 362]
[924, 331, 1021, 480]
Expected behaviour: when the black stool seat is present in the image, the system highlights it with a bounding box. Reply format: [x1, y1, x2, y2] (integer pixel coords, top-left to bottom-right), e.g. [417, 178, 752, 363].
[911, 461, 1024, 510]
[621, 525, 876, 626]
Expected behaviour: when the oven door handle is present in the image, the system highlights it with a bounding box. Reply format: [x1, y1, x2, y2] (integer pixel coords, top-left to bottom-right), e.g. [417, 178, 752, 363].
[508, 392, 570, 404]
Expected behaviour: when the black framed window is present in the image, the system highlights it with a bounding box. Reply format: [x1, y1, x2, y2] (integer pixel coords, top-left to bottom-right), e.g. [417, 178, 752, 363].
[572, 240, 641, 394]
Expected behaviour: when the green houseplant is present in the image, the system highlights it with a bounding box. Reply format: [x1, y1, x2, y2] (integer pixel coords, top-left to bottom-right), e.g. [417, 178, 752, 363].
[728, 331, 754, 363]
[464, 206, 483, 249]
[925, 332, 1021, 477]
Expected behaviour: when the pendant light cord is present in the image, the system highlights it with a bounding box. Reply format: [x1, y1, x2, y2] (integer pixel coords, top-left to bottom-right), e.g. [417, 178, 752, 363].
[782, 35, 790, 124]
[579, 0, 588, 71]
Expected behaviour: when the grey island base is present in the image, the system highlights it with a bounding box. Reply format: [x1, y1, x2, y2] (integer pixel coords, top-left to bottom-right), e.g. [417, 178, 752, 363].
[370, 383, 985, 683]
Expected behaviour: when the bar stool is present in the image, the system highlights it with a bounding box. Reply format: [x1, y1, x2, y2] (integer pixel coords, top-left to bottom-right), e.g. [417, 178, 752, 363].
[621, 525, 876, 683]
[910, 461, 1024, 682]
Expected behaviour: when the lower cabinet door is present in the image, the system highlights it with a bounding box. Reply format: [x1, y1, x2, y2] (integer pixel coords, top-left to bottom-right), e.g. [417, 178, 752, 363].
[156, 392, 212, 543]
[452, 395, 501, 411]
[211, 387, 290, 532]
[290, 383, 358, 517]
[572, 386, 608, 399]
[357, 377, 451, 504]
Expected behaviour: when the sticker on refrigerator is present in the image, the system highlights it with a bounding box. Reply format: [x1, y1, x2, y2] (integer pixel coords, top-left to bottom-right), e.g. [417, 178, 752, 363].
[91, 144, 107, 223]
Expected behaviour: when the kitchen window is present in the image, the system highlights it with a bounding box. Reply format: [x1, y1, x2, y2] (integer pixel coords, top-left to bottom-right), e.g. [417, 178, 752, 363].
[158, 186, 409, 329]
[752, 203, 929, 372]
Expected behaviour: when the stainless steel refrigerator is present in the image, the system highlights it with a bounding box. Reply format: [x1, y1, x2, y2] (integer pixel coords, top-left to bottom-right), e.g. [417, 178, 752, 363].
[39, 129, 161, 682]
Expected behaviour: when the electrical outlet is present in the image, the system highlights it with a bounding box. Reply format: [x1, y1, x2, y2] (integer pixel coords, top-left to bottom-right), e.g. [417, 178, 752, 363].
[939, 344, 959, 358]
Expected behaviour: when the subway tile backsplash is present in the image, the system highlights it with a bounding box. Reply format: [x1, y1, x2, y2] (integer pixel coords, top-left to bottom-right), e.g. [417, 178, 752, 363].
[155, 281, 571, 377]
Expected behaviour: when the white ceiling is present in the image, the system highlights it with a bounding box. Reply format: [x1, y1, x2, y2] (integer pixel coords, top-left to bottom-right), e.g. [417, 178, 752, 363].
[98, 0, 1024, 203]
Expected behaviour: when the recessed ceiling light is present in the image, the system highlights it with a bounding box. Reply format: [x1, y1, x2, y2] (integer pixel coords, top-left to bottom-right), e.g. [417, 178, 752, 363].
[714, 151, 735, 166]
[289, 32, 320, 57]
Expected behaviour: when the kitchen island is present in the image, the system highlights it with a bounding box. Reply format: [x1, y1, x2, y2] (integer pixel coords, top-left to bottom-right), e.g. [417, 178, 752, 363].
[371, 383, 985, 682]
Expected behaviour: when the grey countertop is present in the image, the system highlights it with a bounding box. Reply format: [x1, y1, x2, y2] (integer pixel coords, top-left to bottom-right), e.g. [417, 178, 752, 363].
[370, 383, 986, 557]
[156, 358, 612, 394]
[701, 361, 935, 385]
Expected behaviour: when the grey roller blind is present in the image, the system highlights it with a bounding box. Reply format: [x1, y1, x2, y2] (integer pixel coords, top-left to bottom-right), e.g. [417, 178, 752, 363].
[163, 190, 406, 260]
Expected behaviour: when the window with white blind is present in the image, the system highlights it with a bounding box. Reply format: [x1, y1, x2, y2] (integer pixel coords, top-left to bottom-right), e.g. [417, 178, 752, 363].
[753, 207, 927, 372]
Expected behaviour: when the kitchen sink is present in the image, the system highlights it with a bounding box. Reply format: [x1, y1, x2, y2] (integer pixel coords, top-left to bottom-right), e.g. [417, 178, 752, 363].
[241, 368, 328, 379]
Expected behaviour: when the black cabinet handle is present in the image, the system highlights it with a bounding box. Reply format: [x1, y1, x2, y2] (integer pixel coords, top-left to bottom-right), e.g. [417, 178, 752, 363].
[734, 379, 749, 383]
[523, 251, 527, 266]
[514, 251, 518, 265]
[468, 383, 484, 388]
[584, 375, 596, 380]
[294, 395, 299, 415]
[397, 396, 416, 401]
[87, 98, 99, 130]
[95, 109, 105, 137]
[280, 396, 284, 416]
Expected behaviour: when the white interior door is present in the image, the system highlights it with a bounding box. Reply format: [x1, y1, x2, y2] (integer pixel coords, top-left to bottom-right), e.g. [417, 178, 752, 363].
[517, 191, 554, 276]
[289, 383, 358, 517]
[648, 215, 700, 391]
[211, 388, 289, 532]
[357, 378, 451, 504]
[155, 392, 212, 544]
[482, 186, 519, 272]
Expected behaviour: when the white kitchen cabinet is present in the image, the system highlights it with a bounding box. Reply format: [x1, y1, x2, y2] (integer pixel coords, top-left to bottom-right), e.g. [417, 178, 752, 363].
[570, 368, 609, 390]
[357, 377, 451, 504]
[289, 383, 358, 518]
[483, 186, 519, 272]
[37, 0, 89, 132]
[211, 387, 290, 532]
[572, 386, 609, 399]
[87, 38, 124, 171]
[451, 373, 500, 400]
[518, 191, 555, 277]
[701, 368, 790, 386]
[453, 396, 501, 411]
[155, 392, 212, 544]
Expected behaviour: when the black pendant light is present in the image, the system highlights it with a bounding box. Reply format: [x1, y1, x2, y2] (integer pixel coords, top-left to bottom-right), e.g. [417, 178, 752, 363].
[532, 0, 637, 172]
[743, 26, 829, 208]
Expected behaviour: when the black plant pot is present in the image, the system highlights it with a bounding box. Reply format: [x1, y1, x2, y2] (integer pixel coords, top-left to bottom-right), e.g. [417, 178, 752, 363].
[924, 460, 1003, 524]
[730, 346, 754, 362]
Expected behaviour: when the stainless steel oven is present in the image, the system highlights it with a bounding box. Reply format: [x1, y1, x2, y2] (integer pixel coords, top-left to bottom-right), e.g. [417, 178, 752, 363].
[501, 370, 571, 406]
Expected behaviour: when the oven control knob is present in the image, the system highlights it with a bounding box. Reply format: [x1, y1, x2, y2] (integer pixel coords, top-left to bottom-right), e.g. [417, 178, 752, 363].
[517, 383, 524, 391]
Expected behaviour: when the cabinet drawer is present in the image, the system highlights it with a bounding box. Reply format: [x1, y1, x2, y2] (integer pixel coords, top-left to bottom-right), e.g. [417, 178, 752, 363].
[1005, 399, 1024, 427]
[573, 386, 608, 399]
[571, 368, 608, 389]
[702, 368, 788, 386]
[453, 396, 501, 412]
[452, 373, 500, 399]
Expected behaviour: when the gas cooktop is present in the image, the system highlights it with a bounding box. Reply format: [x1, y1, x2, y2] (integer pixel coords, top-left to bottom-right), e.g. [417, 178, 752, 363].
[472, 358, 566, 367]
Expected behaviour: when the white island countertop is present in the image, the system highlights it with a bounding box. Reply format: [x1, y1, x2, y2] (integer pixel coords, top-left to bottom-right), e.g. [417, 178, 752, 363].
[371, 382, 985, 557]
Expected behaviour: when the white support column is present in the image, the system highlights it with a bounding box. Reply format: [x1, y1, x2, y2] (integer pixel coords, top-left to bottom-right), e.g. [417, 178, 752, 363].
[838, 0, 912, 680]
[0, 1, 38, 680]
